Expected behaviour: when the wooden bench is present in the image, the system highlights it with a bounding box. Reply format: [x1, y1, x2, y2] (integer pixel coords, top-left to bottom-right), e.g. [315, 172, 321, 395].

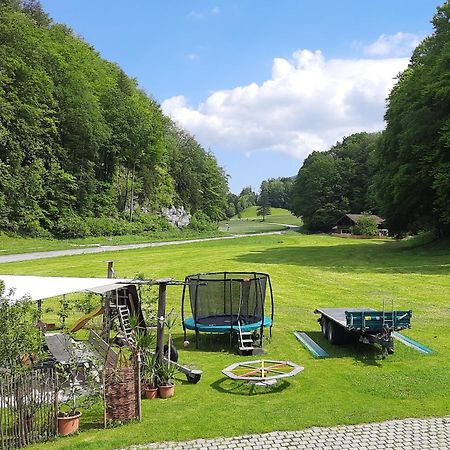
[87, 330, 118, 368]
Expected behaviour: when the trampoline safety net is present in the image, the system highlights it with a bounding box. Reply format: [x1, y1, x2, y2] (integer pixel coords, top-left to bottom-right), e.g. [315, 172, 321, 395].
[184, 272, 270, 326]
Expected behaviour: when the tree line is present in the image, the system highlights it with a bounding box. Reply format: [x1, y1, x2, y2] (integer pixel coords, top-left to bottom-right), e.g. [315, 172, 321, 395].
[0, 0, 228, 238]
[290, 2, 450, 237]
[225, 177, 293, 219]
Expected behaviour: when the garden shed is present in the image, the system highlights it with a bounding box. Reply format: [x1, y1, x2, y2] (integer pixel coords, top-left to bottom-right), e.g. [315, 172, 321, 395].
[333, 214, 386, 235]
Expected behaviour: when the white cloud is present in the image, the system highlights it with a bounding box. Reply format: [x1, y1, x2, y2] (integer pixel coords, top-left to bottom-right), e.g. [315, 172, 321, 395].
[363, 32, 422, 57]
[186, 52, 199, 61]
[162, 49, 409, 160]
[187, 7, 220, 19]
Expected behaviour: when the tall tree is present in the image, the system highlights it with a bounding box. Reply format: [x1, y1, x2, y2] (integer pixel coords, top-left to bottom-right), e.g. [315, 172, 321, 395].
[257, 188, 271, 221]
[290, 133, 380, 231]
[375, 2, 450, 236]
[0, 2, 229, 236]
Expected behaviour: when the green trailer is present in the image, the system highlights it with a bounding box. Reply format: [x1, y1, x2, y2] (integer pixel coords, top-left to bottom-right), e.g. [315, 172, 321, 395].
[314, 307, 412, 355]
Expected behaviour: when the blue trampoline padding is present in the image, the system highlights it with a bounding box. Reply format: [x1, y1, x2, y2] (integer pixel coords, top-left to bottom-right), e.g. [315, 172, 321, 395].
[184, 316, 272, 333]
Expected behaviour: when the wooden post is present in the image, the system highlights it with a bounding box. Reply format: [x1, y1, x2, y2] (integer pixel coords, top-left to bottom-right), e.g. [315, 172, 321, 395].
[106, 261, 114, 279]
[37, 299, 42, 321]
[156, 283, 167, 362]
[102, 261, 114, 343]
[0, 379, 4, 450]
[136, 353, 141, 421]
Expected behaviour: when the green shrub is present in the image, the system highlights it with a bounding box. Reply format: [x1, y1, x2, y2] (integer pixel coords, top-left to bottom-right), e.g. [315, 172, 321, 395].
[86, 217, 132, 236]
[0, 281, 44, 374]
[352, 216, 379, 236]
[53, 215, 91, 238]
[135, 214, 171, 233]
[188, 211, 217, 232]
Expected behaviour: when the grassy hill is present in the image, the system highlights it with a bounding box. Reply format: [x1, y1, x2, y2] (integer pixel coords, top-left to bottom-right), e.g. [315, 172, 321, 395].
[4, 233, 448, 450]
[233, 206, 302, 226]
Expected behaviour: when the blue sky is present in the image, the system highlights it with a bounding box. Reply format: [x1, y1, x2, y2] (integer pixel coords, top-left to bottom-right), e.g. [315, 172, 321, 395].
[41, 1, 441, 194]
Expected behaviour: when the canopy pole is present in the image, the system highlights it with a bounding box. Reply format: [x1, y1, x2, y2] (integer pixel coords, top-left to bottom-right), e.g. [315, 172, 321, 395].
[102, 261, 114, 342]
[156, 282, 167, 362]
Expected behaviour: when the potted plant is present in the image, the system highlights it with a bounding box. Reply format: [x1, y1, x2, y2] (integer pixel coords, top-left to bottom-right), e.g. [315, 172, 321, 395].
[142, 353, 159, 399]
[56, 344, 100, 436]
[157, 360, 176, 398]
[57, 359, 82, 436]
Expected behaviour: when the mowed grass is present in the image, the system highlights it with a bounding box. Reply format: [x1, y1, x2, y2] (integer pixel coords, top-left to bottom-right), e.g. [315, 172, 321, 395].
[218, 219, 287, 233]
[0, 230, 222, 256]
[1, 233, 449, 450]
[225, 206, 302, 230]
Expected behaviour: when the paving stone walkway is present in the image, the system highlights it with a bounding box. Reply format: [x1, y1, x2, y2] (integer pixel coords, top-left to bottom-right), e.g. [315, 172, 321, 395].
[125, 416, 450, 450]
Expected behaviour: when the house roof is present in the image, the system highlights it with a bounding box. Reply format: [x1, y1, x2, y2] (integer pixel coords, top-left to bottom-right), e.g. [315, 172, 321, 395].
[337, 214, 385, 225]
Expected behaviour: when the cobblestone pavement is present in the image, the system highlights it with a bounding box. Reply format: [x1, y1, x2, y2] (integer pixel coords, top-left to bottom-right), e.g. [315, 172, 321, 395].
[125, 416, 450, 450]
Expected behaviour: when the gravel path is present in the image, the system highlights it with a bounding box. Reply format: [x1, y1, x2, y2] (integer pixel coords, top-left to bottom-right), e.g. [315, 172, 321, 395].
[123, 416, 450, 450]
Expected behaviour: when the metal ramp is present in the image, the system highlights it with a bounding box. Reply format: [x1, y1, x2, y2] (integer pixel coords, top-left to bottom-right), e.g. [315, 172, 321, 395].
[393, 332, 433, 354]
[294, 331, 329, 358]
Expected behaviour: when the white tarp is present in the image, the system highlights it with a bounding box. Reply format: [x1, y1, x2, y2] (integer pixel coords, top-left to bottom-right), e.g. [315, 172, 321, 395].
[0, 275, 133, 302]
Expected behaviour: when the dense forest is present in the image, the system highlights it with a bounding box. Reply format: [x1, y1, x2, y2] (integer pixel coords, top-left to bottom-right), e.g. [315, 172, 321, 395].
[1, 0, 449, 239]
[375, 2, 450, 237]
[290, 133, 379, 231]
[0, 0, 228, 238]
[290, 2, 450, 236]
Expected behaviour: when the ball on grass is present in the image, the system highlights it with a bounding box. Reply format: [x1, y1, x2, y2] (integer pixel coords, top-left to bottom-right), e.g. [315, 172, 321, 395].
[183, 340, 190, 347]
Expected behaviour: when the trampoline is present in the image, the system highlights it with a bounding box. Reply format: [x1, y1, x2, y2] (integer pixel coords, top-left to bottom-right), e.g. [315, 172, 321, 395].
[182, 272, 274, 348]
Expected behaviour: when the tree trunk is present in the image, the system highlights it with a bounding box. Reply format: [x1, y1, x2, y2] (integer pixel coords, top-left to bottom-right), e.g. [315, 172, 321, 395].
[129, 163, 135, 222]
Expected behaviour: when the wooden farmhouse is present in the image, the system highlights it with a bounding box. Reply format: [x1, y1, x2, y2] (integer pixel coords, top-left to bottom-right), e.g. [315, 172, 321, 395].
[333, 214, 387, 235]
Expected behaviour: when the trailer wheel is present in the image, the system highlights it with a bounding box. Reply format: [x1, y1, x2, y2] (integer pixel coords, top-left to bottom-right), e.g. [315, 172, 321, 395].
[326, 321, 347, 345]
[320, 317, 328, 336]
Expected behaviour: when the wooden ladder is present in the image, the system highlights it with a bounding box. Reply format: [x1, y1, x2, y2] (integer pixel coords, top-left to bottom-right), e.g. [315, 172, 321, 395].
[116, 304, 135, 346]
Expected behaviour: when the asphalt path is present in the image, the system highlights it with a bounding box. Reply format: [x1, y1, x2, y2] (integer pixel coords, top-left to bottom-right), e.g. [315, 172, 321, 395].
[0, 229, 299, 264]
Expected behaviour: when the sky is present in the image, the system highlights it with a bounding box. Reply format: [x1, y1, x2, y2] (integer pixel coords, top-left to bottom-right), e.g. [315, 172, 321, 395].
[40, 0, 442, 194]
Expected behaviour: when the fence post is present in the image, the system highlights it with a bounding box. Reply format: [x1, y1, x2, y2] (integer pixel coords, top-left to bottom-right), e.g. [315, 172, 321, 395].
[0, 378, 4, 450]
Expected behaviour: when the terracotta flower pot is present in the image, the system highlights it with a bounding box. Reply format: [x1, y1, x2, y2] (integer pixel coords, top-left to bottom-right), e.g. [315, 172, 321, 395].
[145, 386, 158, 399]
[158, 383, 175, 399]
[57, 412, 81, 436]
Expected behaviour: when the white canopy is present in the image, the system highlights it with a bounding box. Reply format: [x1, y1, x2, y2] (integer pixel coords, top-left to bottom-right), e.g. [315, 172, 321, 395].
[0, 275, 133, 302]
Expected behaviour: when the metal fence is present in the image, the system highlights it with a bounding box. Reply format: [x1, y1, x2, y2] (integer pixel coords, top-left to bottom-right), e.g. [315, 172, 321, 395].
[0, 368, 58, 450]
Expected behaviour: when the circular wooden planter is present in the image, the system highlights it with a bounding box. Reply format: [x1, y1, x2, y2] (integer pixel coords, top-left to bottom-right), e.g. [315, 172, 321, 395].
[144, 386, 158, 399]
[57, 412, 81, 436]
[158, 383, 175, 399]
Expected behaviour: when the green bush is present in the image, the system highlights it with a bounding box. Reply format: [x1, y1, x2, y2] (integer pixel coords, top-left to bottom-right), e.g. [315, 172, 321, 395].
[86, 217, 132, 236]
[188, 211, 217, 232]
[53, 215, 91, 238]
[352, 216, 379, 236]
[0, 281, 44, 374]
[135, 214, 171, 233]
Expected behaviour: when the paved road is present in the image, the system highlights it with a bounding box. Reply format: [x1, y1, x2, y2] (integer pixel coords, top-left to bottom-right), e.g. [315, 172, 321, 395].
[0, 230, 289, 264]
[124, 416, 450, 450]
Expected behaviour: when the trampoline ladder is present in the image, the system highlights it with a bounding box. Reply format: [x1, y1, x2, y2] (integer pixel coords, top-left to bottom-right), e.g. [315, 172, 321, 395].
[237, 322, 254, 355]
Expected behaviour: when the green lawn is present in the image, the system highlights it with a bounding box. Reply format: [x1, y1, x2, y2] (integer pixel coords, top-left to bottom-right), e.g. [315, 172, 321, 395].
[2, 233, 449, 450]
[0, 230, 223, 256]
[229, 206, 302, 228]
[218, 219, 287, 233]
